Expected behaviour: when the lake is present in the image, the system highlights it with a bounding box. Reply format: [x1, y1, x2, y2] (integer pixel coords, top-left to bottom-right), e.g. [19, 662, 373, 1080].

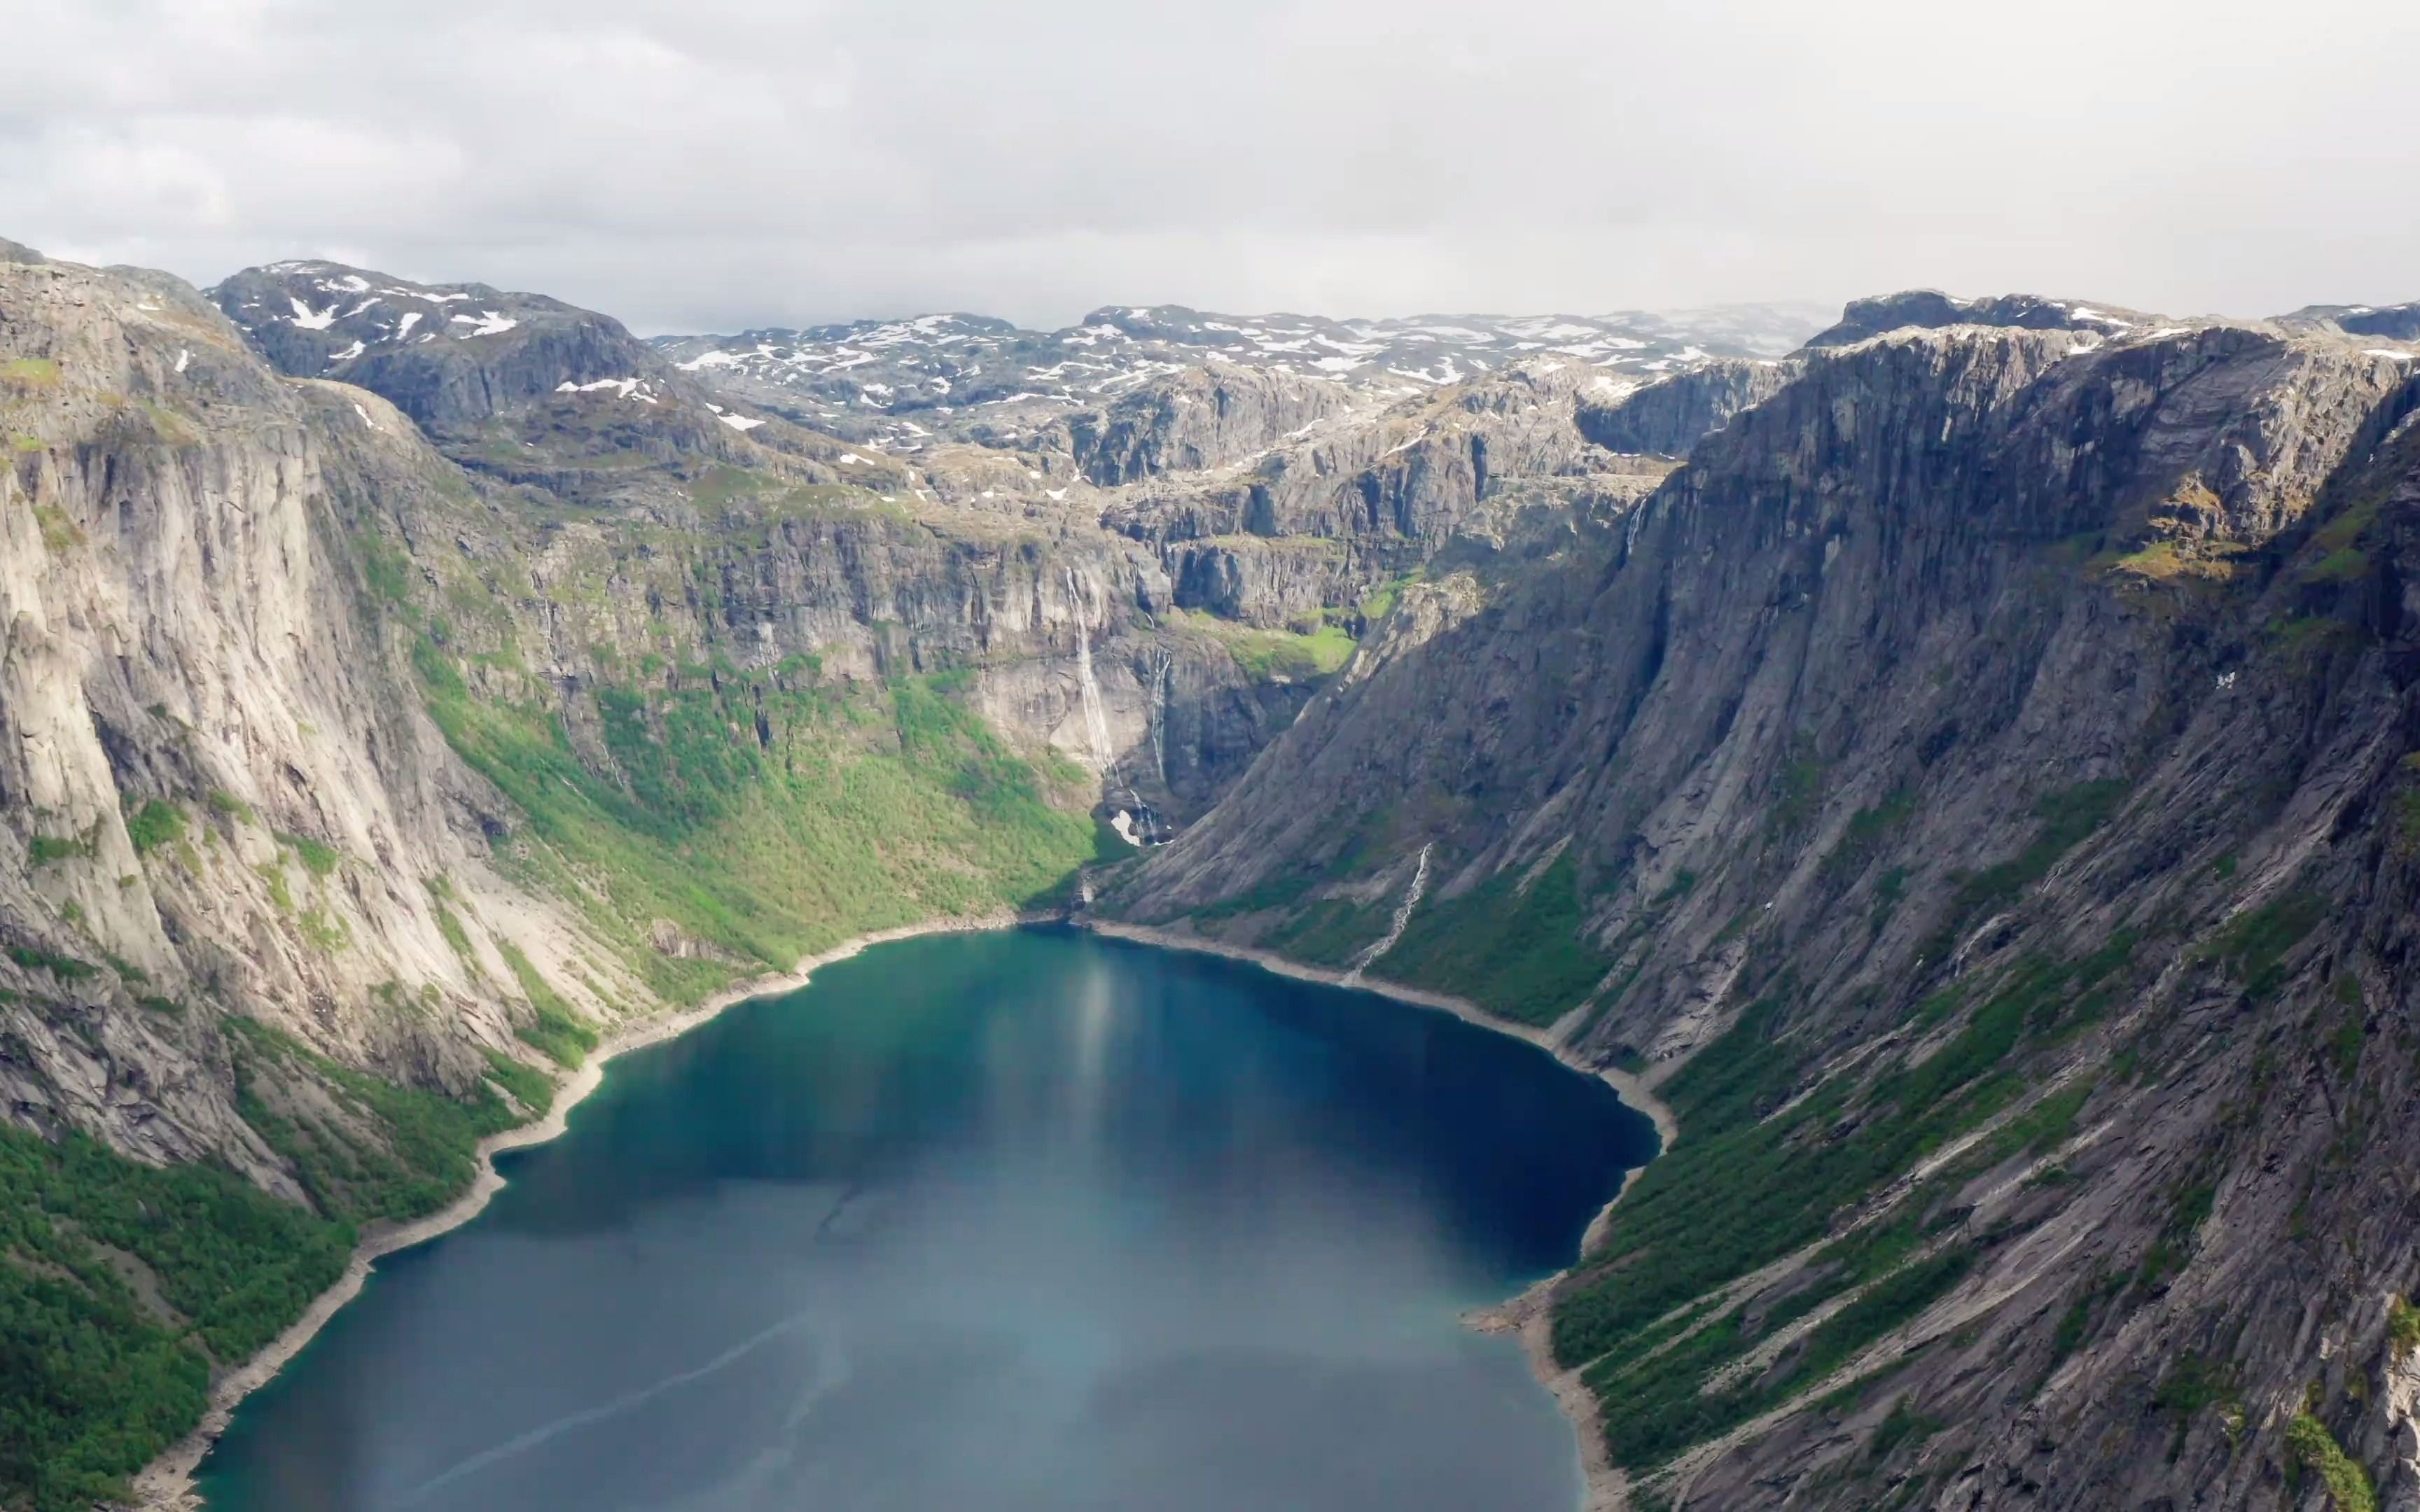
[197, 927, 1658, 1511]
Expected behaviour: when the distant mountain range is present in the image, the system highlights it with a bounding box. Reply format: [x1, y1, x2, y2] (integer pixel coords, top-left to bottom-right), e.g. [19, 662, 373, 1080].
[646, 301, 1833, 449]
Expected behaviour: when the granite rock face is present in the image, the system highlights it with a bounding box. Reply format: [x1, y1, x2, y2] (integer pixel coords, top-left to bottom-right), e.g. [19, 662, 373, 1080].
[1, 255, 640, 1191]
[1102, 311, 2420, 1510]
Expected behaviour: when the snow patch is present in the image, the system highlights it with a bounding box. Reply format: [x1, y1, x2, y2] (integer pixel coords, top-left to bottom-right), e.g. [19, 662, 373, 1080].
[450, 310, 518, 337]
[718, 413, 766, 431]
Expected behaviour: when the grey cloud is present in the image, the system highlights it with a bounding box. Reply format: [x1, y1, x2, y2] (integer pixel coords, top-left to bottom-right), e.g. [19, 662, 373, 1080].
[1, 0, 2414, 332]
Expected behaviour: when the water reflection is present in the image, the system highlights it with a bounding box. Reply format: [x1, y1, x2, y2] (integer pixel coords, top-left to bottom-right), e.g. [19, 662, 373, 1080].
[199, 928, 1656, 1512]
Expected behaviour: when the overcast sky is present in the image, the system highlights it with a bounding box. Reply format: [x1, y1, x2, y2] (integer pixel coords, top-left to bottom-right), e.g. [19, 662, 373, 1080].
[4, 0, 2414, 334]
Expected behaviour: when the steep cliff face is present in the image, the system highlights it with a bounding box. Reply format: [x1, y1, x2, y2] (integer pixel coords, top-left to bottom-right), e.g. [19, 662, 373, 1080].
[2, 252, 635, 1176]
[1101, 311, 2420, 1509]
[1574, 358, 1798, 457]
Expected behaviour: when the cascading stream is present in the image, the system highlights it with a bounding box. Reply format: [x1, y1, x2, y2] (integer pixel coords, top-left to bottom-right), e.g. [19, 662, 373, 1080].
[1064, 568, 1117, 780]
[1344, 843, 1431, 984]
[1146, 646, 1171, 790]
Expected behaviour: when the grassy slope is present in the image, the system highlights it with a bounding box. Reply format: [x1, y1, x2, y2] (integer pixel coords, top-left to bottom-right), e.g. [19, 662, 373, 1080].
[418, 641, 1098, 1001]
[0, 643, 1101, 1512]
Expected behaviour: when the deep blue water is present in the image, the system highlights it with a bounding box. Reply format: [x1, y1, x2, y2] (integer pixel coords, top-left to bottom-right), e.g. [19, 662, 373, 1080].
[197, 927, 1657, 1512]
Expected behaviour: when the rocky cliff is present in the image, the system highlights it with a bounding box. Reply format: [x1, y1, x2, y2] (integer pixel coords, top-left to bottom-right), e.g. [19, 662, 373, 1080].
[1101, 308, 2420, 1510]
[20, 234, 2420, 1512]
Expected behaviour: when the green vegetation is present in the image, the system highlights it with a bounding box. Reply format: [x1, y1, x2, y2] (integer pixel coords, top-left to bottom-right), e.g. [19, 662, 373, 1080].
[1358, 574, 1418, 624]
[228, 1017, 519, 1224]
[1768, 747, 1828, 834]
[6, 944, 98, 982]
[355, 533, 419, 617]
[0, 976, 567, 1506]
[275, 830, 343, 878]
[2286, 1413, 2377, 1512]
[1171, 609, 1356, 682]
[123, 800, 186, 855]
[1824, 790, 1917, 883]
[1592, 1247, 1975, 1471]
[253, 860, 294, 914]
[297, 906, 351, 953]
[27, 834, 84, 867]
[1550, 924, 2146, 1470]
[429, 882, 479, 972]
[2267, 615, 2353, 657]
[499, 941, 597, 1068]
[2388, 1296, 2420, 1359]
[1952, 779, 2129, 918]
[2305, 547, 2371, 584]
[0, 356, 61, 388]
[415, 638, 1097, 1004]
[2154, 1353, 2239, 1416]
[1382, 852, 1613, 1024]
[2202, 890, 2325, 1000]
[0, 1121, 351, 1512]
[482, 1051, 555, 1116]
[32, 503, 81, 552]
[206, 789, 254, 823]
[1260, 897, 1390, 968]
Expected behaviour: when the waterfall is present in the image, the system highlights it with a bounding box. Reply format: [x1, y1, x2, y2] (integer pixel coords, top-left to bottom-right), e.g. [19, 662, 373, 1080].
[1146, 646, 1171, 788]
[1064, 568, 1116, 779]
[1344, 843, 1431, 985]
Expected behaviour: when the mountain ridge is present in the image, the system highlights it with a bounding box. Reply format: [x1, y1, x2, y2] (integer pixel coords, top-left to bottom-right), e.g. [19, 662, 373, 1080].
[6, 225, 2420, 1510]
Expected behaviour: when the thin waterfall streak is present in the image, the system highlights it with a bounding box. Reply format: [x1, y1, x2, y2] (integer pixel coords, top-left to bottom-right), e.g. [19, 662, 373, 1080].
[1064, 568, 1115, 780]
[1146, 647, 1170, 789]
[1344, 843, 1432, 984]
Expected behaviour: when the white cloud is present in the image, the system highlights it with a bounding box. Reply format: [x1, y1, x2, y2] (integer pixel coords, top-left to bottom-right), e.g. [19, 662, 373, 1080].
[1, 0, 2414, 331]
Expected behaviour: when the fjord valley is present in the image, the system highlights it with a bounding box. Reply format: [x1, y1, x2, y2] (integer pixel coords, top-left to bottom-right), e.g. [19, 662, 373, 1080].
[4, 224, 2420, 1512]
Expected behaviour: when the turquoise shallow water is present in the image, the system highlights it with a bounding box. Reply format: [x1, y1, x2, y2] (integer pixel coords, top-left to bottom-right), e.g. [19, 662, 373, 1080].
[197, 927, 1657, 1512]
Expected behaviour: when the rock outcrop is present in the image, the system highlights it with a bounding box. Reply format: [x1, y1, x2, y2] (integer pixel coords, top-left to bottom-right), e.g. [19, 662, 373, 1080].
[2286, 300, 2420, 343]
[1807, 288, 2162, 346]
[1066, 360, 1358, 484]
[1574, 358, 1798, 456]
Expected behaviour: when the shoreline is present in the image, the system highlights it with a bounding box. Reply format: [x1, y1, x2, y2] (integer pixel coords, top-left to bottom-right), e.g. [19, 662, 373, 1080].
[130, 911, 1035, 1512]
[134, 908, 1674, 1512]
[1078, 916, 1676, 1512]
